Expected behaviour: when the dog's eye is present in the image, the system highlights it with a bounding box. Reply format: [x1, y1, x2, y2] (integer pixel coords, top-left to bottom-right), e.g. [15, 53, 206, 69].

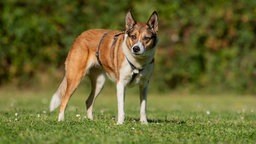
[143, 37, 151, 41]
[131, 35, 136, 40]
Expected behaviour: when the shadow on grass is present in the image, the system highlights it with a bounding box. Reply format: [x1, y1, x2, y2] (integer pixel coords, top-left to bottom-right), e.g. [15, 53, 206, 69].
[126, 117, 186, 125]
[148, 119, 186, 124]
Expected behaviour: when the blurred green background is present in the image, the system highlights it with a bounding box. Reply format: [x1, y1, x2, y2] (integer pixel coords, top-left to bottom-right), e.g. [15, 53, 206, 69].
[0, 0, 256, 94]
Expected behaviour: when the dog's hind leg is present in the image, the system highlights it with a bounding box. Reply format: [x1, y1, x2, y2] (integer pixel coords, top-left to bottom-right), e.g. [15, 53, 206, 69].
[58, 71, 83, 121]
[86, 70, 106, 120]
[58, 69, 84, 121]
[57, 49, 91, 121]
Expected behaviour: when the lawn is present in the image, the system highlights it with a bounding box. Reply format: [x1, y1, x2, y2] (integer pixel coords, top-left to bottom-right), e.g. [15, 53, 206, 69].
[0, 87, 256, 144]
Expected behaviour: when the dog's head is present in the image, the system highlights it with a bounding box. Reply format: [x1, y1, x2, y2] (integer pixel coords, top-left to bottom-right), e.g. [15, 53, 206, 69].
[125, 11, 158, 56]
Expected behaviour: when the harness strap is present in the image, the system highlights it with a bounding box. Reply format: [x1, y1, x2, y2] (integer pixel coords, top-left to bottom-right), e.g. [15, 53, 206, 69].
[110, 32, 124, 60]
[96, 32, 124, 67]
[96, 32, 109, 66]
[111, 32, 124, 48]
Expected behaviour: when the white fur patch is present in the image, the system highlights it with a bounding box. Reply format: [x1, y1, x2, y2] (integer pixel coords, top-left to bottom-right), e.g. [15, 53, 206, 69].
[119, 60, 134, 85]
[50, 93, 61, 112]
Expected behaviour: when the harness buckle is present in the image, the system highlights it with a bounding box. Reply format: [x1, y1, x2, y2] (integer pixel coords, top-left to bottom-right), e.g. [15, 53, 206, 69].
[133, 69, 139, 74]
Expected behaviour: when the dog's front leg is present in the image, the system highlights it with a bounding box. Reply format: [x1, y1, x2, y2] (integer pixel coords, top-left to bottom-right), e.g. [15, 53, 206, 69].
[139, 82, 149, 124]
[116, 81, 126, 124]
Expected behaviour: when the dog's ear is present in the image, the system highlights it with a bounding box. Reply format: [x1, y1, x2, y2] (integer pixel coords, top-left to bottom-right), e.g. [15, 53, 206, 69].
[147, 11, 158, 33]
[125, 11, 136, 31]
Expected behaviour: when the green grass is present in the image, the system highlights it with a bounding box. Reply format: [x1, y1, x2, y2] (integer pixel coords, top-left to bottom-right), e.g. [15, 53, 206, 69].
[0, 87, 256, 144]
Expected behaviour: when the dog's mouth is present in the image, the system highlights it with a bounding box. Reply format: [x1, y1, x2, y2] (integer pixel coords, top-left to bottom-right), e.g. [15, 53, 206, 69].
[131, 48, 155, 59]
[132, 50, 143, 55]
[131, 50, 145, 56]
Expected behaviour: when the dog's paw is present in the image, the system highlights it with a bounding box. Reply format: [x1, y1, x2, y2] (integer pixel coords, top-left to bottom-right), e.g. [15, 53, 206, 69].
[58, 112, 65, 121]
[116, 121, 124, 125]
[140, 121, 148, 125]
[86, 114, 93, 120]
[140, 119, 148, 125]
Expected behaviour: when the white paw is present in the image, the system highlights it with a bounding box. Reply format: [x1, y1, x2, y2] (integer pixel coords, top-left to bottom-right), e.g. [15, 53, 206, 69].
[58, 112, 65, 121]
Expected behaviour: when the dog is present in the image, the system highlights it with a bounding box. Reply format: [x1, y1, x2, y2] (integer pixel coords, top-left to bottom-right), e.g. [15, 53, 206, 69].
[50, 11, 158, 124]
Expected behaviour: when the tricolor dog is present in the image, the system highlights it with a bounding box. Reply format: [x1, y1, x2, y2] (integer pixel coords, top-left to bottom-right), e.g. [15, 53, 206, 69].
[50, 11, 158, 124]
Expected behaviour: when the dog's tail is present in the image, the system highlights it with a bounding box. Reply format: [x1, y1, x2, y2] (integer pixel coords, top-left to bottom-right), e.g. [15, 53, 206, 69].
[50, 76, 67, 112]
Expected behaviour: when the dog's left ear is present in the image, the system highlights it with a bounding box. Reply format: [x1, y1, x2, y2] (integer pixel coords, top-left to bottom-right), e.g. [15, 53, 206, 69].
[125, 11, 136, 32]
[147, 11, 158, 33]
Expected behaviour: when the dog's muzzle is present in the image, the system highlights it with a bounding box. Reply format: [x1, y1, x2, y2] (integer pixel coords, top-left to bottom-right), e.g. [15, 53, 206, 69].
[131, 42, 144, 55]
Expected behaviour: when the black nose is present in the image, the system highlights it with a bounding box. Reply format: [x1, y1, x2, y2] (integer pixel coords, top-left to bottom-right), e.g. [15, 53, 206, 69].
[133, 46, 140, 53]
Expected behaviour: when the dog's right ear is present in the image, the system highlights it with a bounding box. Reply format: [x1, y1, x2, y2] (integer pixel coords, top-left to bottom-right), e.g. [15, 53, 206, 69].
[125, 11, 136, 32]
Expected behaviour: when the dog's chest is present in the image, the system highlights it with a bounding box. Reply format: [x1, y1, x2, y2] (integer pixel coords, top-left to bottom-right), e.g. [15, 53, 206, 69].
[118, 62, 153, 86]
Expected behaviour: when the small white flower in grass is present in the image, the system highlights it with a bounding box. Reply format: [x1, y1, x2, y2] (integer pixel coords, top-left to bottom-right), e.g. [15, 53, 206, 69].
[131, 127, 135, 130]
[100, 109, 105, 115]
[15, 118, 18, 121]
[42, 110, 47, 114]
[37, 114, 41, 118]
[15, 113, 18, 117]
[206, 110, 211, 115]
[76, 114, 81, 118]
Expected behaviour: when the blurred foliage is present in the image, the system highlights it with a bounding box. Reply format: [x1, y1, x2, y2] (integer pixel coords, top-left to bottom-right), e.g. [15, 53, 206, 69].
[0, 0, 256, 93]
